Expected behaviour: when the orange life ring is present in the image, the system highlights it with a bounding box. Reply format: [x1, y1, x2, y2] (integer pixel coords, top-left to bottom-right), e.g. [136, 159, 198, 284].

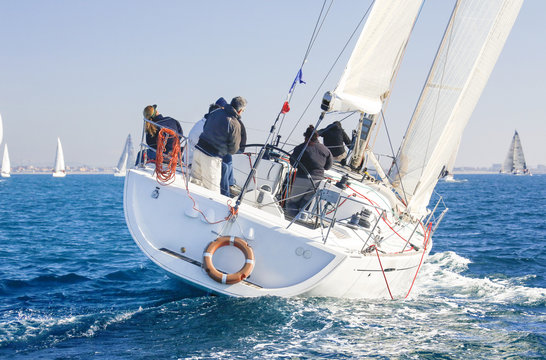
[203, 236, 255, 284]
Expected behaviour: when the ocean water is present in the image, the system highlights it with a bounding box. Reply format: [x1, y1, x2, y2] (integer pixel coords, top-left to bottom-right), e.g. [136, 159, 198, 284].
[0, 174, 544, 359]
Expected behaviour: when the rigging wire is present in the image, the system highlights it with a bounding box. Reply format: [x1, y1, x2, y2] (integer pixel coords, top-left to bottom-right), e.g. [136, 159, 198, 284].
[380, 109, 408, 204]
[275, 0, 334, 141]
[281, 1, 375, 150]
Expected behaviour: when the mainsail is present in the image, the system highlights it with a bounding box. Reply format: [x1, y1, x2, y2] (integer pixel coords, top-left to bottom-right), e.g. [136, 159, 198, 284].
[53, 137, 66, 174]
[1, 144, 10, 177]
[502, 130, 528, 174]
[389, 0, 523, 215]
[329, 0, 424, 114]
[115, 134, 134, 176]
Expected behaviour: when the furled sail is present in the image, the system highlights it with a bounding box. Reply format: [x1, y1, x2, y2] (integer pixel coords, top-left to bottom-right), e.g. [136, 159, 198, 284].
[389, 0, 523, 216]
[502, 130, 527, 173]
[329, 0, 424, 114]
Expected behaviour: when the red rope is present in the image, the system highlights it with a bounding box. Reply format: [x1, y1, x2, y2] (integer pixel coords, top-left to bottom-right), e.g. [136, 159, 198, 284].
[372, 245, 393, 300]
[404, 222, 432, 299]
[155, 128, 180, 185]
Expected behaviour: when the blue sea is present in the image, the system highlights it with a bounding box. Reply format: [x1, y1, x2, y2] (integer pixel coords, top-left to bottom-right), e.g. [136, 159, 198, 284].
[0, 174, 544, 359]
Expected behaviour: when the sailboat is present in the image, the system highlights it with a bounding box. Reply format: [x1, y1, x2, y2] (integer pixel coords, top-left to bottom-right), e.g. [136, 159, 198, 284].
[52, 137, 66, 177]
[1, 144, 10, 178]
[124, 0, 522, 298]
[501, 130, 531, 175]
[114, 134, 135, 177]
[441, 139, 466, 183]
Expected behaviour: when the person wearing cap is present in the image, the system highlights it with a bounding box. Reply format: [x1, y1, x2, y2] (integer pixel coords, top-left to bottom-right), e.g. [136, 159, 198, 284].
[318, 121, 351, 165]
[286, 125, 333, 218]
[221, 101, 247, 197]
[186, 97, 228, 166]
[138, 105, 183, 163]
[192, 96, 246, 194]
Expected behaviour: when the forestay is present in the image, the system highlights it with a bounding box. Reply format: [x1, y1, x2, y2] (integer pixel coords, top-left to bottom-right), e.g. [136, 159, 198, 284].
[390, 0, 523, 216]
[330, 0, 423, 114]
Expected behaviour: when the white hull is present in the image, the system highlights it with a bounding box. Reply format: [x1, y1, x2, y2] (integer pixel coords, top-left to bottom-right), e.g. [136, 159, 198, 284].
[1, 173, 10, 178]
[52, 172, 66, 178]
[113, 171, 126, 177]
[124, 165, 432, 299]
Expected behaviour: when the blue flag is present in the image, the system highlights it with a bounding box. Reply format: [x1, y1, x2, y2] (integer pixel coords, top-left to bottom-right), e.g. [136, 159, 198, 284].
[289, 68, 306, 94]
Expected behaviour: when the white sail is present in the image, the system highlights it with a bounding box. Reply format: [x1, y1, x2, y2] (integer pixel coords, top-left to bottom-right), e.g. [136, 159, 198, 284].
[53, 137, 66, 177]
[114, 134, 134, 177]
[1, 144, 10, 178]
[390, 0, 523, 215]
[502, 130, 529, 174]
[330, 0, 424, 114]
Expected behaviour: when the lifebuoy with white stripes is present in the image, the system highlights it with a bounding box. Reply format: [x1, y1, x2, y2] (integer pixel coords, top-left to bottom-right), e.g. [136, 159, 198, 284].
[203, 236, 255, 284]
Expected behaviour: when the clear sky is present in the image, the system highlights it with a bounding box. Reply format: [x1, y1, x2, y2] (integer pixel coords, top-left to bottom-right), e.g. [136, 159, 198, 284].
[0, 0, 544, 168]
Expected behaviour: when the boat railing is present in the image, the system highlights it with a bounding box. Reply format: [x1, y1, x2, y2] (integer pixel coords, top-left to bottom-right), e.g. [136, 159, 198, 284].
[287, 186, 389, 246]
[424, 195, 448, 237]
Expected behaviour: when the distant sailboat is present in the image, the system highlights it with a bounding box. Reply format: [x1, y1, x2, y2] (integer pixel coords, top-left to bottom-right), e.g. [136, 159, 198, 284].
[114, 134, 134, 177]
[1, 144, 10, 178]
[52, 137, 66, 177]
[501, 130, 530, 175]
[441, 139, 466, 183]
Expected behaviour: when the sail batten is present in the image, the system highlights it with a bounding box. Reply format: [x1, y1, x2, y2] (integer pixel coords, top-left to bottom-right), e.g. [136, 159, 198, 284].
[330, 0, 424, 114]
[389, 0, 523, 215]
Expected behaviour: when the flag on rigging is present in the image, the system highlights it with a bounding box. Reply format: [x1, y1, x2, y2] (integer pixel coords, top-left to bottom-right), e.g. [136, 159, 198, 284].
[289, 68, 306, 94]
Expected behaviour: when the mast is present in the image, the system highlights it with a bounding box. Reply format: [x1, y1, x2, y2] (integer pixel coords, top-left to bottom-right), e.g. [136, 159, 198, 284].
[389, 0, 524, 215]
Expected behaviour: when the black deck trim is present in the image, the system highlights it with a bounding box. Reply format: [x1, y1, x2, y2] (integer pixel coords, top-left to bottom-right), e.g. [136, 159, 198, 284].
[356, 264, 418, 272]
[158, 247, 262, 289]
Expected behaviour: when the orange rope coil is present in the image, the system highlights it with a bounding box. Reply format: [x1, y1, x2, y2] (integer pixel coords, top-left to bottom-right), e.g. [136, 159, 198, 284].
[155, 128, 180, 185]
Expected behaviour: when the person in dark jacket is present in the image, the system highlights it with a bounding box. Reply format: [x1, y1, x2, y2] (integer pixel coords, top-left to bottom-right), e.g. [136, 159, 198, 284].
[192, 96, 246, 193]
[221, 104, 247, 197]
[186, 97, 228, 165]
[318, 121, 351, 164]
[138, 104, 183, 164]
[286, 125, 333, 217]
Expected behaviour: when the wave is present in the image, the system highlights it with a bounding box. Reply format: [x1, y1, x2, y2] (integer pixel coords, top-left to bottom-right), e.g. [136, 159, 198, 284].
[0, 307, 144, 352]
[0, 273, 90, 295]
[414, 251, 546, 305]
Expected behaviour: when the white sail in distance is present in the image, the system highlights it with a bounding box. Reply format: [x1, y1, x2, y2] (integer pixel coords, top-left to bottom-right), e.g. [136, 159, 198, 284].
[115, 134, 134, 176]
[53, 137, 66, 177]
[1, 144, 10, 178]
[330, 0, 424, 114]
[390, 0, 523, 215]
[502, 130, 527, 173]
